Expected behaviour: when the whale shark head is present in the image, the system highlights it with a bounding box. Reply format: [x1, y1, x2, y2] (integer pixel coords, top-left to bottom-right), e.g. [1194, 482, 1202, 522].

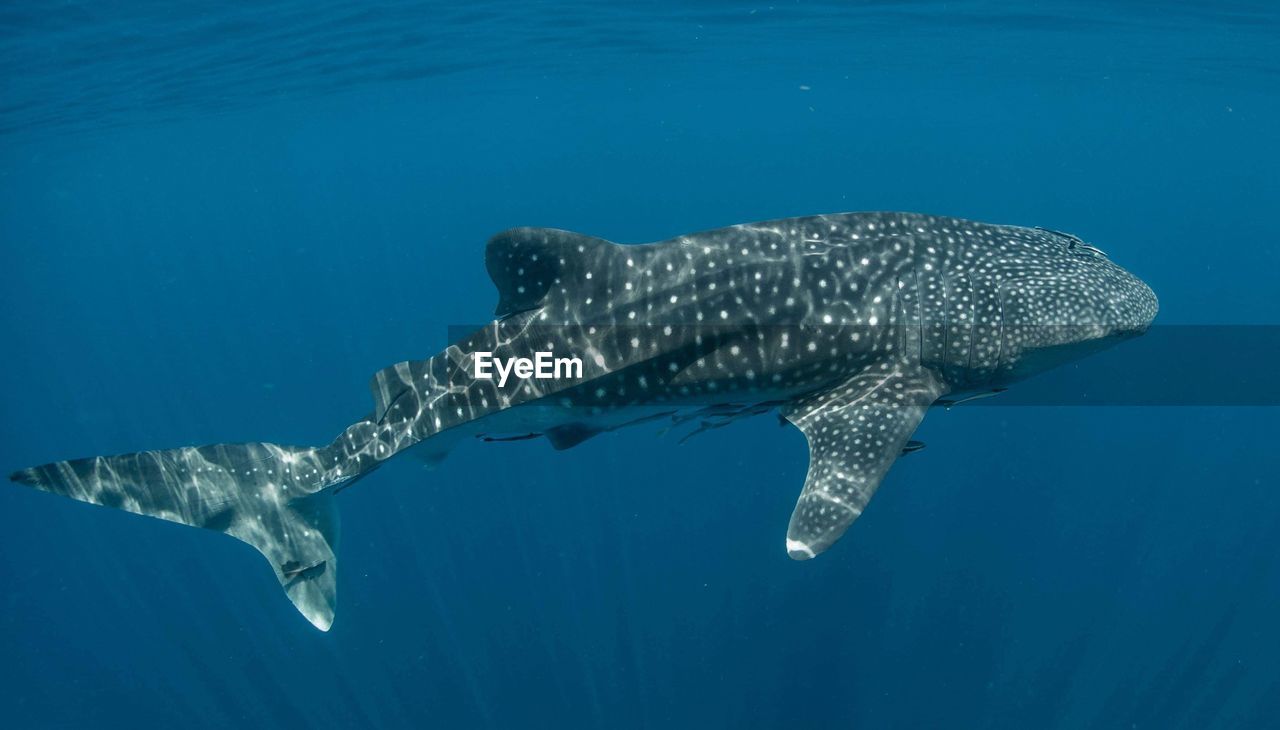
[995, 228, 1158, 382]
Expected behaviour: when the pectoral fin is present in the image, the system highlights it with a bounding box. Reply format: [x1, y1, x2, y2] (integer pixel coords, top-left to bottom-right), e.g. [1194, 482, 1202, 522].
[781, 366, 944, 559]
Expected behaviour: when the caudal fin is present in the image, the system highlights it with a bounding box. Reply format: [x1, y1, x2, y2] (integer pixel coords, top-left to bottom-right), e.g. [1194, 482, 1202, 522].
[10, 441, 350, 630]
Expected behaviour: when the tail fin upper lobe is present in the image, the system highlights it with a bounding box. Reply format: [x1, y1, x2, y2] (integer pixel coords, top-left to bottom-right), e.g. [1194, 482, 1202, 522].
[10, 441, 349, 630]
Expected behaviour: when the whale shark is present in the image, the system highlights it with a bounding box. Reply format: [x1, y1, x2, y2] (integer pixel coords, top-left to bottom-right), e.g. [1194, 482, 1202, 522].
[10, 212, 1158, 630]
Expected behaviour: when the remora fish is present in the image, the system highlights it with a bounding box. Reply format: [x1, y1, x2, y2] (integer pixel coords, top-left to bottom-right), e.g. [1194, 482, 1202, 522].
[10, 212, 1158, 630]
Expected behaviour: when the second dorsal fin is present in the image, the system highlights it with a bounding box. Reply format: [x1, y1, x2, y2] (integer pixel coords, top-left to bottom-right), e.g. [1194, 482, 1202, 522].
[485, 227, 613, 318]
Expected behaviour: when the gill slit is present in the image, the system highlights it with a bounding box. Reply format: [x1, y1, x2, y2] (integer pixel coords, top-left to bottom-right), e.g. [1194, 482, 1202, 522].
[965, 270, 977, 373]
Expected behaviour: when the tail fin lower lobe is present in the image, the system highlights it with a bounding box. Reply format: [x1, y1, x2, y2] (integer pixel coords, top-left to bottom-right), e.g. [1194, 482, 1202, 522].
[10, 441, 349, 630]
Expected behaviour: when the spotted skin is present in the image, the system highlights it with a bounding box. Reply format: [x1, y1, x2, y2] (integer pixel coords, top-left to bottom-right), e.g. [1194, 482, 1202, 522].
[782, 365, 946, 559]
[10, 212, 1158, 629]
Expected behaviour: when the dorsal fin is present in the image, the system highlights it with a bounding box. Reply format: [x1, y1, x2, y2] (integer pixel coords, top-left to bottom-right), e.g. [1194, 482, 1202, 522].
[485, 227, 612, 317]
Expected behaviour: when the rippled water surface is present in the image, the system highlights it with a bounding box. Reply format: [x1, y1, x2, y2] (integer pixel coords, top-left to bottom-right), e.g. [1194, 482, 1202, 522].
[3, 1, 1277, 136]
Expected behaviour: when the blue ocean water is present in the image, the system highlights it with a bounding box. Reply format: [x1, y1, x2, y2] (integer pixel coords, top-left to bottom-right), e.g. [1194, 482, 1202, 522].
[2, 1, 1278, 727]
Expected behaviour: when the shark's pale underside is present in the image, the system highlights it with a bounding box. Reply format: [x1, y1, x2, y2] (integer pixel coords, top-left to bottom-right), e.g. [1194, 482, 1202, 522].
[11, 212, 1158, 630]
